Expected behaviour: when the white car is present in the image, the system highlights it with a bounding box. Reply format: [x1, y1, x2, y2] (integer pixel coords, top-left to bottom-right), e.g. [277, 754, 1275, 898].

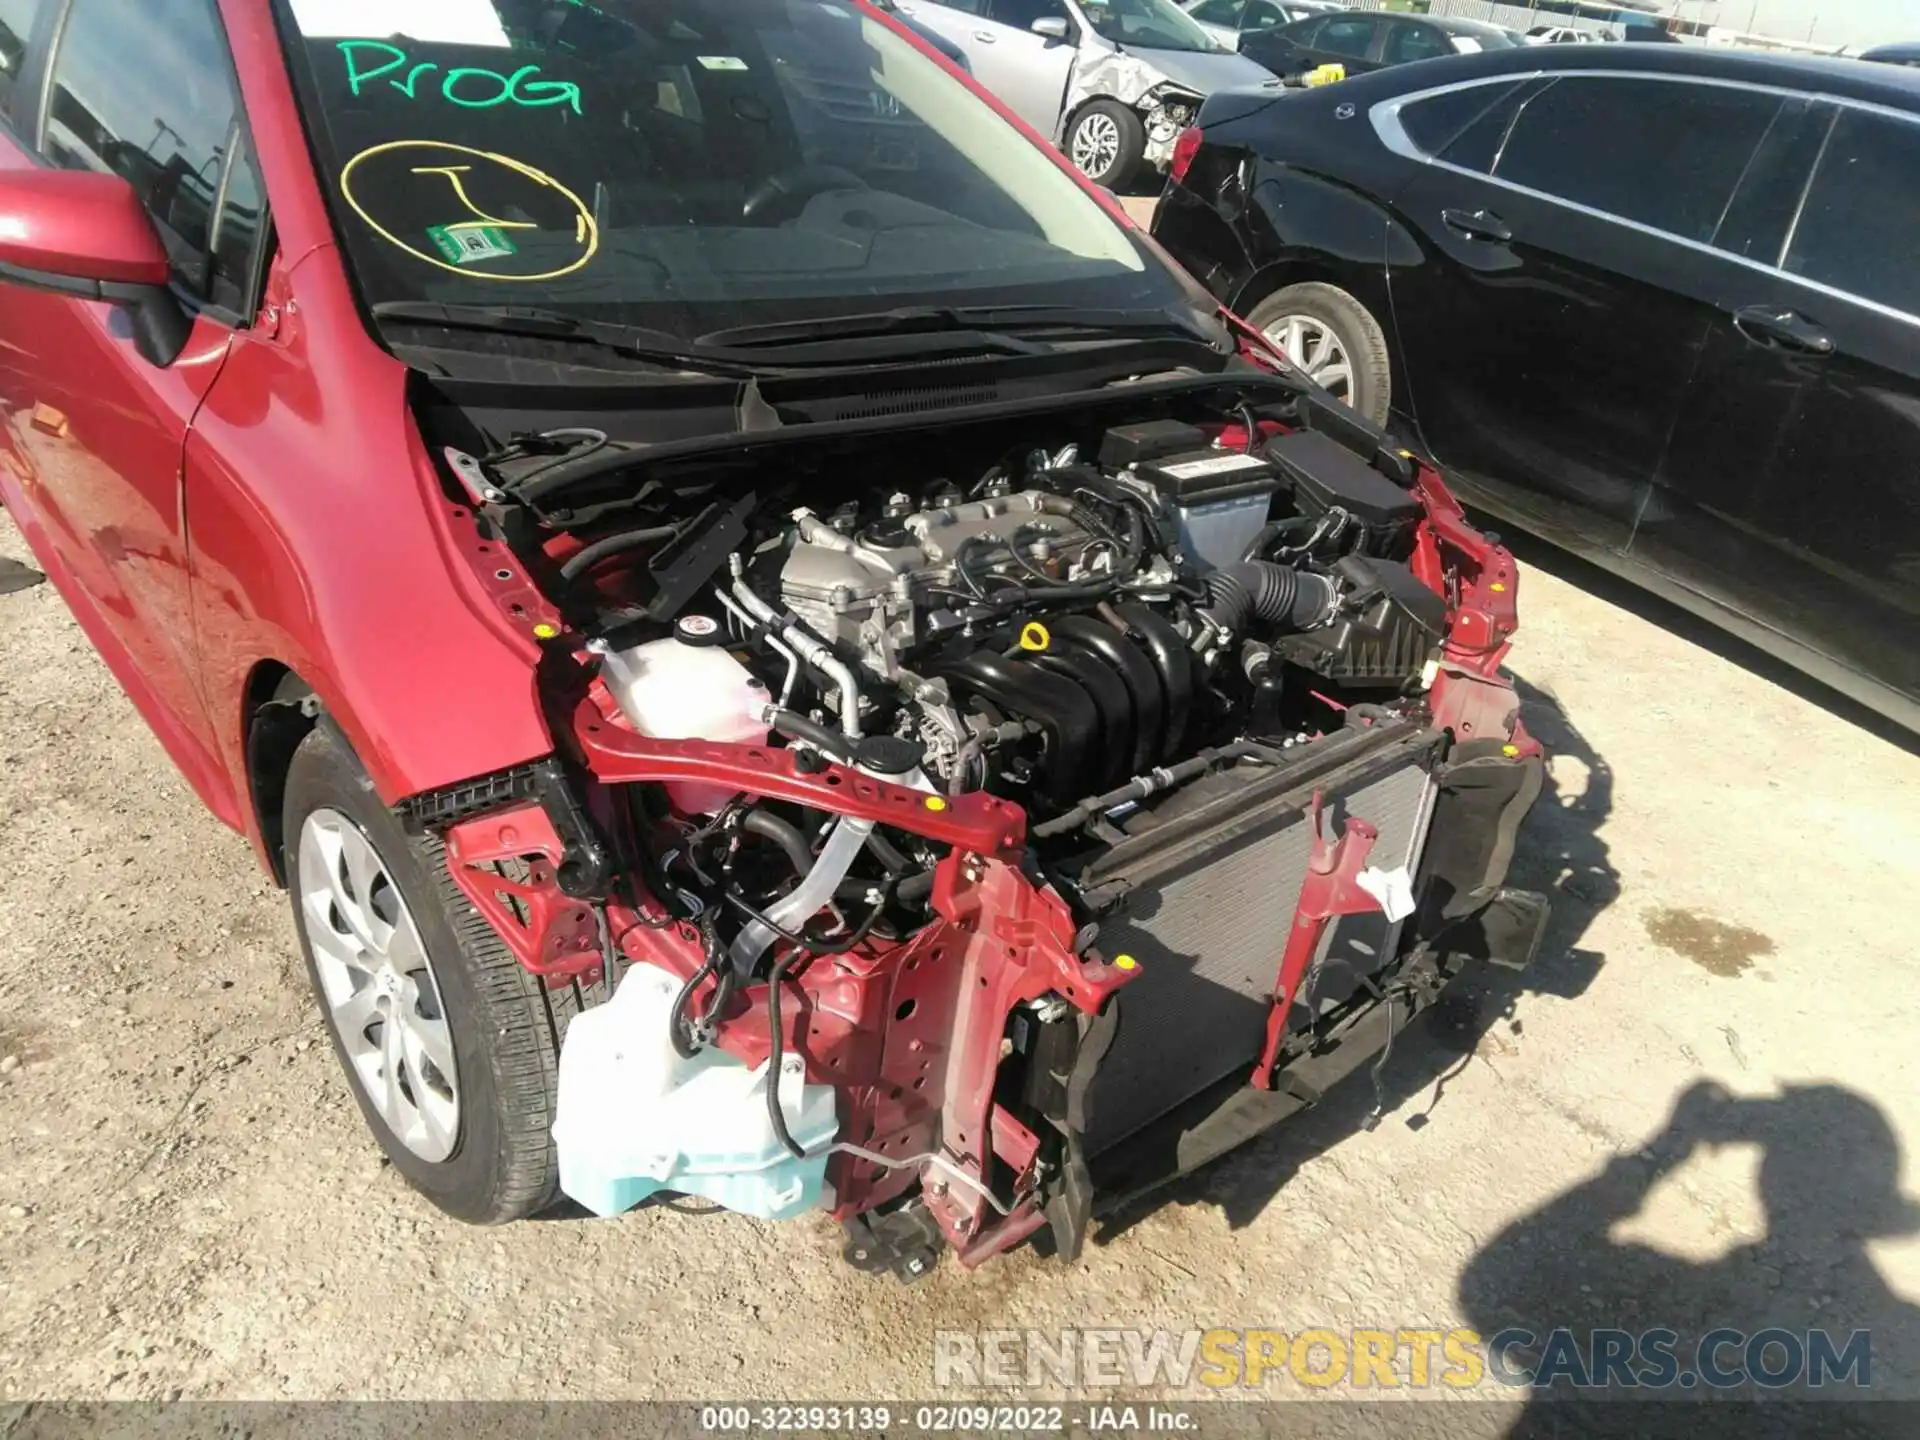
[1526, 24, 1610, 44]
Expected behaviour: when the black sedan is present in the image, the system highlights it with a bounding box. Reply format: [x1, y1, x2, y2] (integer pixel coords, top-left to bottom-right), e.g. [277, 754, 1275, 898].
[1154, 45, 1920, 730]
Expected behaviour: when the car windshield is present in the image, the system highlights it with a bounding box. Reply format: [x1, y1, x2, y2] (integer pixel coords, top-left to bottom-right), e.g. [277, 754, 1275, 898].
[273, 0, 1184, 341]
[1080, 0, 1224, 53]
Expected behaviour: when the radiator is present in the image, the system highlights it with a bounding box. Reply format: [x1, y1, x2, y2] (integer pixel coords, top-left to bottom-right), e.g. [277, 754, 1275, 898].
[1079, 739, 1440, 1156]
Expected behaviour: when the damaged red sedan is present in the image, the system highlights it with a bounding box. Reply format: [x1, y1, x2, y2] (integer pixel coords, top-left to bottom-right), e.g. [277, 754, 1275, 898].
[0, 0, 1545, 1275]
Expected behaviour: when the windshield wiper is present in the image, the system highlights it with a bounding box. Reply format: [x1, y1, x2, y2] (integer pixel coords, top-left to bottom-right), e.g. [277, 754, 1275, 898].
[370, 301, 768, 379]
[697, 304, 1224, 351]
[370, 301, 1057, 371]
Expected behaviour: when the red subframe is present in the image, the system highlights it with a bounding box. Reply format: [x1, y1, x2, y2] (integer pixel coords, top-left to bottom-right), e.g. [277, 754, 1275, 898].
[442, 710, 1138, 1253]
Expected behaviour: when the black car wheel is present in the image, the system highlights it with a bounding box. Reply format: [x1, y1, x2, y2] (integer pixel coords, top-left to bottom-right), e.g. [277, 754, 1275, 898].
[1247, 282, 1393, 426]
[1067, 100, 1145, 190]
[283, 723, 591, 1223]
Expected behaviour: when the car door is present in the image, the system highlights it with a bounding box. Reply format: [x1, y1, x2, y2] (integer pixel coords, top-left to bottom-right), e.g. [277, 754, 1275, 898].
[1382, 20, 1451, 69]
[1637, 101, 1920, 718]
[1384, 73, 1785, 556]
[1237, 14, 1325, 79]
[898, 0, 1075, 133]
[0, 0, 263, 797]
[1381, 21, 1454, 69]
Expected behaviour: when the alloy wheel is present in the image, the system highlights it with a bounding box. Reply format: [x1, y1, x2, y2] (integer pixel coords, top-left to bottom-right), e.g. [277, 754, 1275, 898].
[1071, 112, 1122, 179]
[298, 808, 460, 1162]
[1263, 313, 1354, 401]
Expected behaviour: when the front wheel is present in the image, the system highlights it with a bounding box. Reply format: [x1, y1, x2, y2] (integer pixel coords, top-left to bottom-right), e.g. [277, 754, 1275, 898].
[284, 724, 586, 1223]
[1245, 282, 1393, 427]
[1067, 101, 1145, 191]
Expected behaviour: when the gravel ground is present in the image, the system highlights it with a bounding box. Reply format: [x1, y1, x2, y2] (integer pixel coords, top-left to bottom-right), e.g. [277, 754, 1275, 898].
[1, 505, 1917, 1422]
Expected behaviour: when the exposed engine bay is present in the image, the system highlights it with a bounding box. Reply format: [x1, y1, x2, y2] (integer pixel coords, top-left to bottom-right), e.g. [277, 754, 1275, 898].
[418, 372, 1547, 1276]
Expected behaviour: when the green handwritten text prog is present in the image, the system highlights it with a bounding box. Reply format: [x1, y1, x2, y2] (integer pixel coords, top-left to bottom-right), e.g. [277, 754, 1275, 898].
[337, 41, 583, 115]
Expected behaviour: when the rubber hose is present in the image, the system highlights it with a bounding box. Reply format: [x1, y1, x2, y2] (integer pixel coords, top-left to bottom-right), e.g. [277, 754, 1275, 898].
[558, 524, 680, 583]
[895, 869, 937, 904]
[768, 709, 858, 765]
[741, 810, 813, 879]
[765, 952, 806, 1159]
[669, 918, 723, 1059]
[1199, 561, 1334, 635]
[835, 868, 934, 904]
[866, 830, 912, 876]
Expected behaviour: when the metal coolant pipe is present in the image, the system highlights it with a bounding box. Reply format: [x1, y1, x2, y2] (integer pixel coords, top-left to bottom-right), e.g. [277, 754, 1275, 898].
[728, 569, 863, 738]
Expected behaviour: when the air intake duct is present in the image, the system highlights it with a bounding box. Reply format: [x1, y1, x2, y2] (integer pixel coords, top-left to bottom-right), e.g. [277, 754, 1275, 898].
[1196, 561, 1335, 637]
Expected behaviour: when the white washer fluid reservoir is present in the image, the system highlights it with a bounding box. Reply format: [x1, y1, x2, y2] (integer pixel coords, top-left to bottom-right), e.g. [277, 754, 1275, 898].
[552, 962, 838, 1220]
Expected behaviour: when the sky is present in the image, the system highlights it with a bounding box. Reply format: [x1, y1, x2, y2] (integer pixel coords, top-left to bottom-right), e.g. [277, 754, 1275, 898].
[1664, 0, 1919, 48]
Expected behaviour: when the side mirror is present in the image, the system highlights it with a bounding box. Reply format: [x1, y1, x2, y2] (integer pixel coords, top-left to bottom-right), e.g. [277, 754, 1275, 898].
[1031, 16, 1071, 40]
[0, 169, 190, 367]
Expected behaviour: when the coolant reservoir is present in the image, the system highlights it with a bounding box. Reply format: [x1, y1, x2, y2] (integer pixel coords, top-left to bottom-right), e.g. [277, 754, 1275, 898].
[552, 963, 838, 1220]
[597, 630, 769, 813]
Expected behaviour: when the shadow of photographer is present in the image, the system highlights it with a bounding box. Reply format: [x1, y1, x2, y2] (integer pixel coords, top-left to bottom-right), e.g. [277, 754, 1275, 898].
[1460, 1079, 1920, 1436]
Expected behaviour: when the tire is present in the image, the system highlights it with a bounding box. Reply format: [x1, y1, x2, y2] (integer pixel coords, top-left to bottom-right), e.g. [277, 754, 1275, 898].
[1067, 100, 1146, 191]
[1245, 282, 1393, 428]
[282, 724, 587, 1223]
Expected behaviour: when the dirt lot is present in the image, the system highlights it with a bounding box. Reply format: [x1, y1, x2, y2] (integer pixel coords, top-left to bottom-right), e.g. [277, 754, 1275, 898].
[2, 503, 1918, 1420]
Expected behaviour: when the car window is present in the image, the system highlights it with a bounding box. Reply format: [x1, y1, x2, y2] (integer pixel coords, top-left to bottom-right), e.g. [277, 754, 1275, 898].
[926, 0, 988, 13]
[1710, 97, 1829, 264]
[0, 0, 47, 128]
[1386, 22, 1450, 64]
[1188, 0, 1246, 25]
[1316, 16, 1379, 59]
[992, 0, 1070, 27]
[1242, 1, 1291, 34]
[42, 0, 259, 303]
[1272, 16, 1322, 46]
[1494, 77, 1782, 242]
[1396, 80, 1524, 158]
[1785, 106, 1920, 317]
[1080, 0, 1221, 51]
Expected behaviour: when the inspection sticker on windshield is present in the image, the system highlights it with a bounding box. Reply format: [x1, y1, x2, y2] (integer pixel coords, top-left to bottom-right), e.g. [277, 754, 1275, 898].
[696, 55, 750, 70]
[427, 224, 520, 265]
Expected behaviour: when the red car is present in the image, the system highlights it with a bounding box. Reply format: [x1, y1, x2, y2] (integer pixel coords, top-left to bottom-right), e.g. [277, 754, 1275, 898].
[0, 0, 1544, 1275]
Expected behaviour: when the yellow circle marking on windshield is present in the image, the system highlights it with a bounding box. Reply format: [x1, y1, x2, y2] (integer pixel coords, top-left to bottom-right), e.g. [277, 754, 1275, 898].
[339, 139, 599, 282]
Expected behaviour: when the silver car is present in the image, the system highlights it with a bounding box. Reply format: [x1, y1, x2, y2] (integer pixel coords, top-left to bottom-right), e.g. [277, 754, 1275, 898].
[898, 0, 1274, 188]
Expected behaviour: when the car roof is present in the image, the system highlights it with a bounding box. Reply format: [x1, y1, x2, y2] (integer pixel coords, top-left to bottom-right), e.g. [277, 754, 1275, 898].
[1425, 16, 1520, 39]
[1861, 42, 1920, 63]
[1360, 39, 1920, 110]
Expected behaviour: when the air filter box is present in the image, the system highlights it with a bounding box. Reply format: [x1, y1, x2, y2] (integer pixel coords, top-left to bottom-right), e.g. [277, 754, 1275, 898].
[1134, 448, 1279, 570]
